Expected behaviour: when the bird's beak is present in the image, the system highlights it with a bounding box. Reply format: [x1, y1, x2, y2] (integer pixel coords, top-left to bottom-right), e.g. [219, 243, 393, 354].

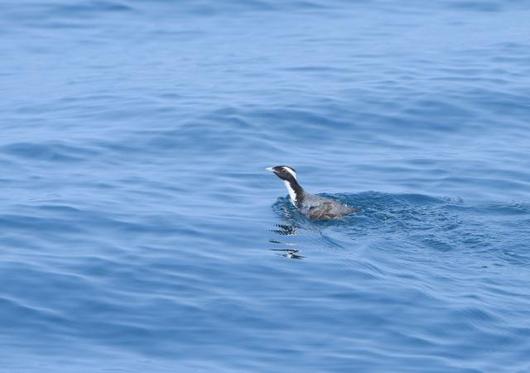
[265, 167, 274, 172]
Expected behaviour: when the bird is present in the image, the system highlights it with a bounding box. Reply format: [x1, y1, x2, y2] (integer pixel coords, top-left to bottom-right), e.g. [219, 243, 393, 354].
[266, 165, 357, 220]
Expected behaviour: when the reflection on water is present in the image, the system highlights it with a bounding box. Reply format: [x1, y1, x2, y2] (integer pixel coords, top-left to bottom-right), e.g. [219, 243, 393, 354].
[271, 248, 304, 260]
[269, 223, 304, 259]
[272, 224, 298, 236]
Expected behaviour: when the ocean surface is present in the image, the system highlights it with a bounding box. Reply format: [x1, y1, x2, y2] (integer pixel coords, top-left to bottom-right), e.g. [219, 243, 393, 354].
[2, 0, 530, 372]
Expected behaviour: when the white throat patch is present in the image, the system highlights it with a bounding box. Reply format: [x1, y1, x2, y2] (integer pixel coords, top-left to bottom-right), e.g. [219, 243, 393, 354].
[283, 180, 298, 206]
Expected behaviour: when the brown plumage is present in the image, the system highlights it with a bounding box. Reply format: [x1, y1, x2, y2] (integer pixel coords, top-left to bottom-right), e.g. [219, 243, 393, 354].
[266, 165, 357, 220]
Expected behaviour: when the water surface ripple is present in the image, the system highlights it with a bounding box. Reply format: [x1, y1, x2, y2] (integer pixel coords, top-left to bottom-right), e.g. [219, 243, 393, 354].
[1, 0, 530, 372]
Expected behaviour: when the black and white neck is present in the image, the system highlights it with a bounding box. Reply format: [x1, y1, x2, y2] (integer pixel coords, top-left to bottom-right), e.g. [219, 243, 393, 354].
[281, 174, 304, 206]
[266, 166, 305, 206]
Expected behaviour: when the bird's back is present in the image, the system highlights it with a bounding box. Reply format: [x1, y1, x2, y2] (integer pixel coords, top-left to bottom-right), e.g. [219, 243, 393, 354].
[299, 193, 357, 220]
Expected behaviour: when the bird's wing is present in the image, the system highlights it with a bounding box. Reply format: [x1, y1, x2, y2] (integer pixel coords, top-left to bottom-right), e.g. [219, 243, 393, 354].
[307, 201, 335, 220]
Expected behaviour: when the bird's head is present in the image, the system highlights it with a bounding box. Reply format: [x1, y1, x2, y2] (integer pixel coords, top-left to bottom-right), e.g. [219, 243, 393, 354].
[265, 165, 297, 182]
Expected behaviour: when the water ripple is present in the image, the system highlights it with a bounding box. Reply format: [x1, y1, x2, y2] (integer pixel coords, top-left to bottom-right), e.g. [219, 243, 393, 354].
[2, 0, 530, 371]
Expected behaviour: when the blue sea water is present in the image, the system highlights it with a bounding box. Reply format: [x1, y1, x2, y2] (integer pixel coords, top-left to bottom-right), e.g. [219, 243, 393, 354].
[1, 0, 530, 371]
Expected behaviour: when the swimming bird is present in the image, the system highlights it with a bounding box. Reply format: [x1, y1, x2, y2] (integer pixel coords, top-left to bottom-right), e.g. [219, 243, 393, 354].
[266, 165, 357, 220]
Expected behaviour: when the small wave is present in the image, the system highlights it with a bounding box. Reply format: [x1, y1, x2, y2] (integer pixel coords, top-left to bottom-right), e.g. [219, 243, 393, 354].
[270, 192, 530, 263]
[1, 142, 98, 163]
[50, 1, 134, 16]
